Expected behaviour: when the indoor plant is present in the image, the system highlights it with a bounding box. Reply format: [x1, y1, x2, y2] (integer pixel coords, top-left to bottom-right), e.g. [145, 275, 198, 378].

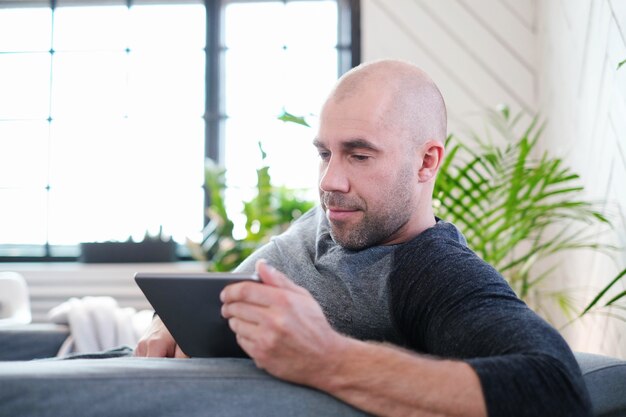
[188, 140, 314, 272]
[433, 106, 615, 321]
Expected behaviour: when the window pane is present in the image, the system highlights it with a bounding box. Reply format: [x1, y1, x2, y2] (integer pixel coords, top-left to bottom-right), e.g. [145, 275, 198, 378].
[223, 0, 339, 223]
[51, 51, 127, 119]
[49, 119, 127, 188]
[0, 8, 52, 52]
[224, 116, 318, 193]
[126, 118, 205, 189]
[48, 186, 150, 244]
[0, 0, 346, 254]
[0, 121, 49, 188]
[224, 48, 286, 118]
[48, 185, 204, 245]
[49, 117, 204, 190]
[53, 6, 128, 51]
[0, 53, 51, 119]
[224, 2, 286, 49]
[284, 1, 337, 48]
[0, 189, 47, 245]
[283, 47, 338, 115]
[129, 4, 206, 51]
[128, 51, 205, 118]
[223, 45, 335, 127]
[48, 117, 204, 243]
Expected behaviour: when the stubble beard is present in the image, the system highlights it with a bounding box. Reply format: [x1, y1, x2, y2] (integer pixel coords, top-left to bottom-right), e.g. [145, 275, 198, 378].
[320, 165, 415, 251]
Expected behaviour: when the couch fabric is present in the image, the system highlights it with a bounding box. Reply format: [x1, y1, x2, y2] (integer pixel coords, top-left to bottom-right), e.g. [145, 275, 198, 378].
[575, 352, 626, 417]
[0, 328, 624, 417]
[0, 324, 68, 360]
[0, 353, 369, 417]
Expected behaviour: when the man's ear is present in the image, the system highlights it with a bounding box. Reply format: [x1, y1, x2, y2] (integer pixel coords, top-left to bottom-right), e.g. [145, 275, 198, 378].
[418, 141, 444, 183]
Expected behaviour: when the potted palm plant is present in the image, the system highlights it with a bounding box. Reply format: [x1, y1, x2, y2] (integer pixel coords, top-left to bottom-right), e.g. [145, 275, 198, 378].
[433, 106, 617, 322]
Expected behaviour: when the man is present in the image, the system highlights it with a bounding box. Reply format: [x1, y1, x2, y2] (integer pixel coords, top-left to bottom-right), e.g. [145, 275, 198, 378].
[136, 60, 592, 417]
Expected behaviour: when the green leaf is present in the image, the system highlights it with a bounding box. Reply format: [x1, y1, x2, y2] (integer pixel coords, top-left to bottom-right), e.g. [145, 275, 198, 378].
[258, 142, 267, 160]
[278, 110, 310, 127]
[618, 59, 626, 70]
[605, 290, 626, 307]
[581, 268, 626, 316]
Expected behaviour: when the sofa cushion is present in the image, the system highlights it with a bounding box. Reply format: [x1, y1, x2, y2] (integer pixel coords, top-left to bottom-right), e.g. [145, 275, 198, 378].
[0, 324, 68, 360]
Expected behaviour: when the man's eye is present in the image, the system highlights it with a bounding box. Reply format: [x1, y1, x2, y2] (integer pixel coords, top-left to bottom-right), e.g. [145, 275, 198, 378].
[318, 151, 331, 161]
[352, 154, 370, 161]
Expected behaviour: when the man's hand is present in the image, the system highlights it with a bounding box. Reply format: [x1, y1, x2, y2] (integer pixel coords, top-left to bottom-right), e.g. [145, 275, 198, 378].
[134, 315, 189, 358]
[221, 259, 346, 386]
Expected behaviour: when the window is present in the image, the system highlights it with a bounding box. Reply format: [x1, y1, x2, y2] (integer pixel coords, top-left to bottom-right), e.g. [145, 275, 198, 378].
[0, 0, 359, 260]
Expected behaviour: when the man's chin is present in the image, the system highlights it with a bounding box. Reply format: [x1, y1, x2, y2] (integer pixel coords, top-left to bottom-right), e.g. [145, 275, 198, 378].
[329, 227, 370, 251]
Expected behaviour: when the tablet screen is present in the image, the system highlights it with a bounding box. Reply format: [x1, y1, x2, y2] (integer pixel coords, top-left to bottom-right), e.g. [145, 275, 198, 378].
[134, 272, 259, 358]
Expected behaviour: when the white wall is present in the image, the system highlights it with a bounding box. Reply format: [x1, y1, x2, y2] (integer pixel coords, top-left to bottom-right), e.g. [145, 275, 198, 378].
[362, 0, 626, 358]
[362, 0, 538, 134]
[536, 0, 626, 358]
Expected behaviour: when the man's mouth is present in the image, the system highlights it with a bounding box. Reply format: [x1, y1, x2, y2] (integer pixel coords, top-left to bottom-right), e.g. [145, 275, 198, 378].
[325, 206, 360, 222]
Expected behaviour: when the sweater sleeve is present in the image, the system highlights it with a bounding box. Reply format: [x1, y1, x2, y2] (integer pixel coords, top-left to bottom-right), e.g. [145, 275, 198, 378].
[390, 237, 592, 417]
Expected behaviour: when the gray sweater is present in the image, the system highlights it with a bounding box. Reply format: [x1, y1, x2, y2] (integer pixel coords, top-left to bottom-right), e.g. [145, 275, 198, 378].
[237, 206, 592, 417]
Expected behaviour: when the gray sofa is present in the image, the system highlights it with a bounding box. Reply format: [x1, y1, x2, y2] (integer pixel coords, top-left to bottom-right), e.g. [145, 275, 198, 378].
[0, 325, 625, 417]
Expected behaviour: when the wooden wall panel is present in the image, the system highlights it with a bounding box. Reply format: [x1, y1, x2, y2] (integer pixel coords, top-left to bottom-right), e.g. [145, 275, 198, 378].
[362, 0, 538, 134]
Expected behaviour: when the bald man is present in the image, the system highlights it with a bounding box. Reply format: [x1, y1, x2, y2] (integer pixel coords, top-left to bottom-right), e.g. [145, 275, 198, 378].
[136, 60, 592, 417]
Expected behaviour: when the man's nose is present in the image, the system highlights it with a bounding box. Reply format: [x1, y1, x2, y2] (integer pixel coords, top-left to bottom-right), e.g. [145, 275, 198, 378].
[319, 158, 350, 193]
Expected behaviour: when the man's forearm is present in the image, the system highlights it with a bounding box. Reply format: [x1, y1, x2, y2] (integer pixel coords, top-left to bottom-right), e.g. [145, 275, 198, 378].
[313, 337, 487, 417]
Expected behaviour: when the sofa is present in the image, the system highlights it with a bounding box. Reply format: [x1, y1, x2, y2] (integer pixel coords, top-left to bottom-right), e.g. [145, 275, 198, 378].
[0, 324, 625, 417]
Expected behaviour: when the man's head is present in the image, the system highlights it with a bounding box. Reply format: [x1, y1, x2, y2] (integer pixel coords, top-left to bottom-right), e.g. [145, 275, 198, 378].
[314, 59, 447, 250]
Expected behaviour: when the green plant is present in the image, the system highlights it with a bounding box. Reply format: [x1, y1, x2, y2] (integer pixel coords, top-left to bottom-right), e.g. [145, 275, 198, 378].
[578, 267, 626, 322]
[434, 106, 613, 321]
[189, 142, 314, 272]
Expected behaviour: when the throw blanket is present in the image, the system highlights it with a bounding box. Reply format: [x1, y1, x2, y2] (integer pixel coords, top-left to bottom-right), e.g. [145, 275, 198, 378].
[48, 296, 153, 356]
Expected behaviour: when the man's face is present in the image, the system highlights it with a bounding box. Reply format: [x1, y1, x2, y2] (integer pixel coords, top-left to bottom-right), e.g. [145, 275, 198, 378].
[314, 94, 420, 250]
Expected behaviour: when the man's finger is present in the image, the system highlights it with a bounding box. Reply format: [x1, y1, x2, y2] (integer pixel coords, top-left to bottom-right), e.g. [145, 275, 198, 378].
[145, 342, 173, 358]
[221, 280, 288, 306]
[222, 301, 267, 324]
[235, 334, 258, 362]
[174, 344, 190, 358]
[228, 316, 260, 340]
[133, 343, 146, 357]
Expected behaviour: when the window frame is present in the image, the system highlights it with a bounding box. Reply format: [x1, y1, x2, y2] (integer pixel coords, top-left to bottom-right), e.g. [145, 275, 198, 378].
[0, 0, 360, 262]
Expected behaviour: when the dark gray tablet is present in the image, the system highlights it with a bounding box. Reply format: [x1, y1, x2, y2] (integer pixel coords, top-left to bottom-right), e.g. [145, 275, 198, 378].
[134, 272, 260, 358]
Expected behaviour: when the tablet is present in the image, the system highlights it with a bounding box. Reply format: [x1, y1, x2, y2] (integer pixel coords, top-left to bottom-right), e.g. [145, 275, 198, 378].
[134, 272, 260, 358]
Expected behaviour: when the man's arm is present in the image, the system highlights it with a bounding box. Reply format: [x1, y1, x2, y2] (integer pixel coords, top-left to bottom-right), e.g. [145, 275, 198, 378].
[320, 339, 486, 417]
[389, 238, 592, 417]
[221, 260, 487, 417]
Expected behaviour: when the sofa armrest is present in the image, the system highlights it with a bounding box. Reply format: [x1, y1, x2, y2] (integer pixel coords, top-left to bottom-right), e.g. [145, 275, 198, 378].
[0, 347, 623, 417]
[575, 352, 626, 417]
[0, 356, 369, 417]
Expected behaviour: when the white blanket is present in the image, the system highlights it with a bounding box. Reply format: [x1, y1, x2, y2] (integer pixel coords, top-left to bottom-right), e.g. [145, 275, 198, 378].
[48, 296, 153, 356]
